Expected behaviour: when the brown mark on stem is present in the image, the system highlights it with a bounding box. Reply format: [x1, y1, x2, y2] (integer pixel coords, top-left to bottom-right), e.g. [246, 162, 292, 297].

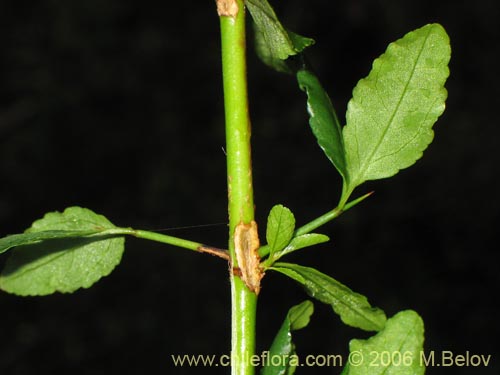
[234, 221, 263, 294]
[216, 0, 239, 17]
[198, 245, 230, 261]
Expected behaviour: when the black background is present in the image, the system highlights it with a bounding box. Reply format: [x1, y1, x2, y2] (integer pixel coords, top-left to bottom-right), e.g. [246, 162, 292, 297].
[1, 1, 499, 374]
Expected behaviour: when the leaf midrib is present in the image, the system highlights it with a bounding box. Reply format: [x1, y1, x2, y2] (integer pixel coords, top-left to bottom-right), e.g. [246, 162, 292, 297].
[354, 26, 434, 185]
[306, 271, 384, 330]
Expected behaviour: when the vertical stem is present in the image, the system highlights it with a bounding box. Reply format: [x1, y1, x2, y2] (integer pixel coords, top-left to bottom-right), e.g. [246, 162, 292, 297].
[218, 1, 257, 375]
[220, 4, 254, 228]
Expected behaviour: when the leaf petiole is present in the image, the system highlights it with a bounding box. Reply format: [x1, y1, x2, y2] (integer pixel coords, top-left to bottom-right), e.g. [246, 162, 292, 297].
[101, 227, 229, 260]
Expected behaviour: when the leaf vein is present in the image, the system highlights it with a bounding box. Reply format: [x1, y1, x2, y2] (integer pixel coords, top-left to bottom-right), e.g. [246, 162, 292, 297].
[356, 26, 435, 182]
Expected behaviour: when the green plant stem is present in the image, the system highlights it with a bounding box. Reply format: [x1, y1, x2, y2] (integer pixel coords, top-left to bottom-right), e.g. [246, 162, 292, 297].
[295, 191, 374, 236]
[294, 208, 343, 237]
[221, 19, 255, 228]
[219, 1, 258, 374]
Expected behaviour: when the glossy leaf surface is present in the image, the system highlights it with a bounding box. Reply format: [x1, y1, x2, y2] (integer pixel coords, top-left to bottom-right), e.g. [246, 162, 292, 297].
[297, 69, 348, 182]
[272, 263, 386, 331]
[261, 300, 314, 375]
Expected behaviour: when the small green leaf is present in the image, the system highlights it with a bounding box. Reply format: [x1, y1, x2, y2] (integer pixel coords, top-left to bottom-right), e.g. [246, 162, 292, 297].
[266, 205, 296, 256]
[343, 23, 451, 189]
[254, 25, 291, 74]
[342, 310, 425, 375]
[274, 233, 329, 259]
[247, 0, 314, 72]
[297, 69, 348, 182]
[272, 263, 386, 331]
[287, 31, 314, 54]
[0, 207, 125, 296]
[288, 300, 314, 330]
[261, 300, 314, 375]
[246, 0, 294, 60]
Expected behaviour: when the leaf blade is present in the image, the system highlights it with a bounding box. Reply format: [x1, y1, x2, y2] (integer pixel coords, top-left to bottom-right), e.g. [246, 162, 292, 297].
[247, 0, 314, 72]
[261, 300, 314, 375]
[297, 69, 348, 182]
[344, 23, 451, 188]
[246, 0, 294, 60]
[272, 263, 386, 332]
[343, 310, 425, 375]
[0, 229, 99, 255]
[276, 233, 329, 259]
[266, 205, 296, 256]
[0, 207, 125, 296]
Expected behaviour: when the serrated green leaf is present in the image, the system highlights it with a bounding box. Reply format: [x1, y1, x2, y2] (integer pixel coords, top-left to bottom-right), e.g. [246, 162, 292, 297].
[297, 69, 348, 182]
[272, 263, 386, 331]
[254, 25, 291, 73]
[246, 0, 293, 59]
[342, 310, 425, 375]
[0, 229, 98, 255]
[0, 207, 125, 296]
[261, 300, 313, 375]
[343, 23, 451, 188]
[287, 31, 314, 54]
[266, 205, 296, 256]
[247, 0, 314, 72]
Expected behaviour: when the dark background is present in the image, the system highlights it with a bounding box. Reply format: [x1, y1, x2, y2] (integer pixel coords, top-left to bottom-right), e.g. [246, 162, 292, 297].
[1, 0, 498, 374]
